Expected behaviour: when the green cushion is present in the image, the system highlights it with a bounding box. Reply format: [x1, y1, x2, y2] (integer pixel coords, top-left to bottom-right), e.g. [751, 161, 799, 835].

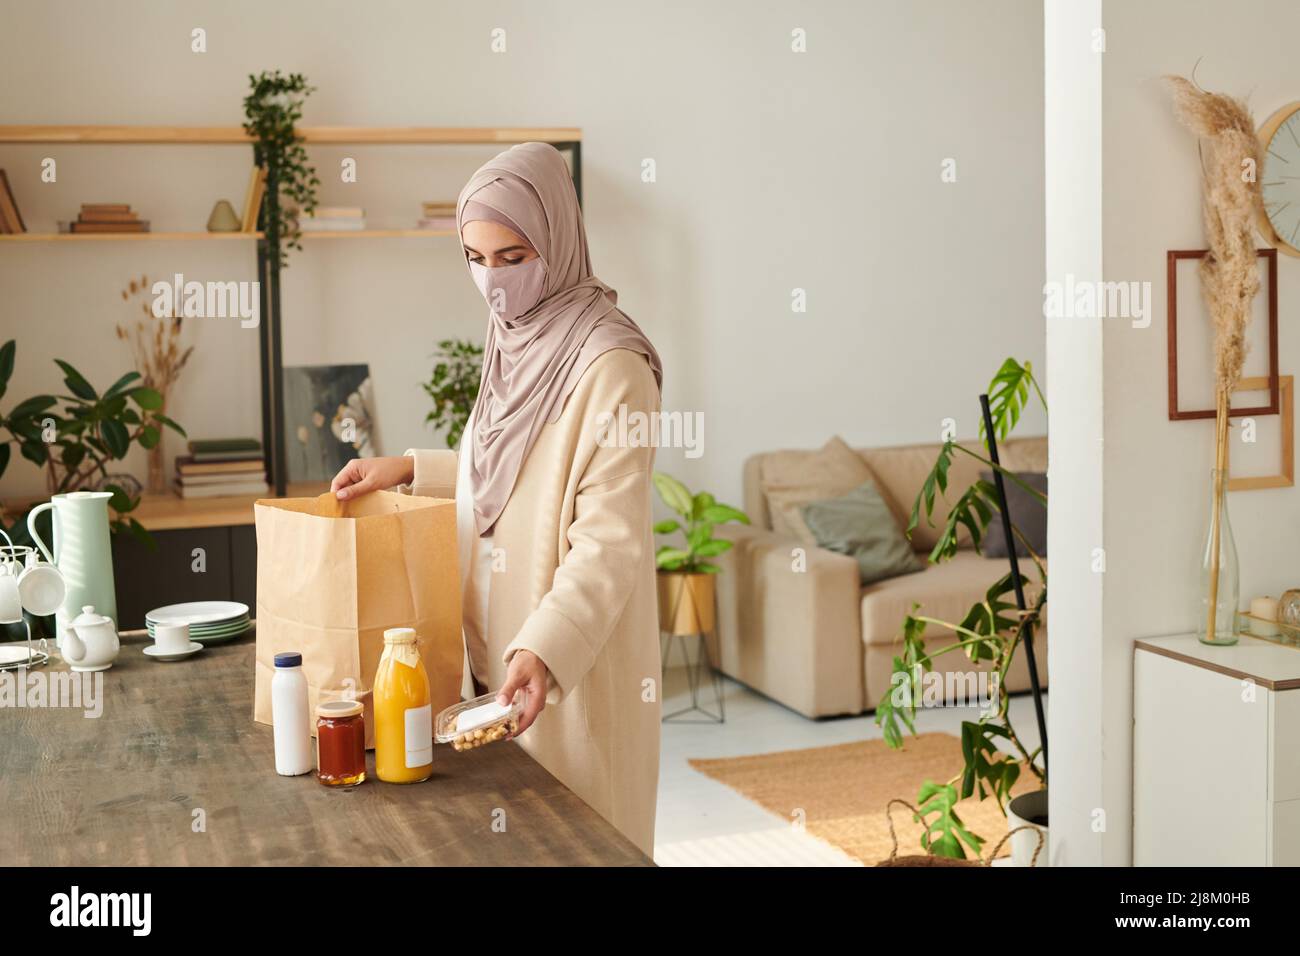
[800, 480, 925, 585]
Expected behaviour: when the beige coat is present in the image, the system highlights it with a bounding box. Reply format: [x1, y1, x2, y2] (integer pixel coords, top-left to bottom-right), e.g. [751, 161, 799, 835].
[404, 348, 662, 856]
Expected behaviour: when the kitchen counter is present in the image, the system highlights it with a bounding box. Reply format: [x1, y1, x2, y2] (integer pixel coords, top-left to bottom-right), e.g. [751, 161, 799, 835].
[0, 630, 651, 866]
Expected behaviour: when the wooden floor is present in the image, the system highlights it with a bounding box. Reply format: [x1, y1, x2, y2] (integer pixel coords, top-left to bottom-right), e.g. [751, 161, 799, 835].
[0, 631, 650, 867]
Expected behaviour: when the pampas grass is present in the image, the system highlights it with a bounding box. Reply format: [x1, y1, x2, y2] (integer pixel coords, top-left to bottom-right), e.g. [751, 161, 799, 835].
[1166, 75, 1263, 642]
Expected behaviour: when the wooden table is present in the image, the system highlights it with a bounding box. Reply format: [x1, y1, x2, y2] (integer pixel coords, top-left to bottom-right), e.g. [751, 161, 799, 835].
[0, 631, 651, 866]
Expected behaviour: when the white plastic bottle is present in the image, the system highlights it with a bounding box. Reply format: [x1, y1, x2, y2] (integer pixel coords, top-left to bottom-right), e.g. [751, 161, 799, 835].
[271, 651, 313, 775]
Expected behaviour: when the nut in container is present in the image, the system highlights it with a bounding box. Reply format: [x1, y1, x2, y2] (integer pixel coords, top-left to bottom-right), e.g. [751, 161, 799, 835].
[435, 692, 523, 752]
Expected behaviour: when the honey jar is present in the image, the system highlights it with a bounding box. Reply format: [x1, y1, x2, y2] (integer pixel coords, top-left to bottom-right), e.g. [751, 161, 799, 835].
[316, 699, 367, 787]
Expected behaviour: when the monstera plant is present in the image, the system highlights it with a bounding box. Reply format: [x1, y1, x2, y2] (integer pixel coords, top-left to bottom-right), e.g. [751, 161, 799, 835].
[875, 358, 1047, 860]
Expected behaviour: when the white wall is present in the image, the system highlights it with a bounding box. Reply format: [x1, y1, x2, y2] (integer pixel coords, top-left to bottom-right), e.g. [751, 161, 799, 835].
[0, 0, 1045, 509]
[1048, 0, 1300, 866]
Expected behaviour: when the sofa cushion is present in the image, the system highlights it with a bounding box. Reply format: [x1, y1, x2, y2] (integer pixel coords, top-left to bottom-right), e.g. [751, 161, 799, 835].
[980, 470, 1048, 559]
[801, 481, 924, 584]
[759, 436, 874, 541]
[859, 550, 1046, 646]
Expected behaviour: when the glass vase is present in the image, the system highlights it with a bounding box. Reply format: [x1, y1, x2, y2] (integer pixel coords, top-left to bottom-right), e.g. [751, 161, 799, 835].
[1198, 469, 1239, 646]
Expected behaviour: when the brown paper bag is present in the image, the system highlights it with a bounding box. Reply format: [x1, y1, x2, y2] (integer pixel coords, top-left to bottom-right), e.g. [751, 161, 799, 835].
[253, 490, 462, 748]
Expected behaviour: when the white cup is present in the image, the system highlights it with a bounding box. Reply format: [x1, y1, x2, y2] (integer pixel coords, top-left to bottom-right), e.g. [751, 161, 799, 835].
[0, 573, 22, 625]
[153, 622, 192, 655]
[17, 555, 66, 618]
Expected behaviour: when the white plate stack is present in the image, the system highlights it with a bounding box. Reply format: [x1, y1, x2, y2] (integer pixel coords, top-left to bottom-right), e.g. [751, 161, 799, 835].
[145, 601, 251, 644]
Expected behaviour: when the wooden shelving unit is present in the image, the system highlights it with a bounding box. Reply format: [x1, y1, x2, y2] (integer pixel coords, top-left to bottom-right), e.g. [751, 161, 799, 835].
[0, 125, 582, 145]
[0, 122, 582, 526]
[0, 231, 263, 242]
[0, 229, 457, 242]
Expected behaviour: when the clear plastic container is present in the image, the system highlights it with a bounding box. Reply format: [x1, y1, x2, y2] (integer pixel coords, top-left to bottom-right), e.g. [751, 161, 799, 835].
[435, 692, 523, 752]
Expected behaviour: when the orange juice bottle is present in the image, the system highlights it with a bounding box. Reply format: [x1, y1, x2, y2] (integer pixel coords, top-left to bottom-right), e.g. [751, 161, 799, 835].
[373, 628, 434, 783]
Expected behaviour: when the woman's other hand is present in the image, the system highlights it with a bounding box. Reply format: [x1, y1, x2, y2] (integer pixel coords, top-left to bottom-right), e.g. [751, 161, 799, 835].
[496, 650, 549, 735]
[330, 455, 415, 500]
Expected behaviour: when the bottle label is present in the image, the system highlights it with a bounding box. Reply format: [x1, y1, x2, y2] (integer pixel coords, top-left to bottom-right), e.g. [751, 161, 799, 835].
[405, 704, 433, 768]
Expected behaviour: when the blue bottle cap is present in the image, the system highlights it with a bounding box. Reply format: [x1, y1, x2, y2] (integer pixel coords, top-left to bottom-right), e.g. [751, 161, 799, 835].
[274, 652, 302, 668]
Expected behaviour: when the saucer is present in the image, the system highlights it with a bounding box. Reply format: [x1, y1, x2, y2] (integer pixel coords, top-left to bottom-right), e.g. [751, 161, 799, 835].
[142, 641, 204, 662]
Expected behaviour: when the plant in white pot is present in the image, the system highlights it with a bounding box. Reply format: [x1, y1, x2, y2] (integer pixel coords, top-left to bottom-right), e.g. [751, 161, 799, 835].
[651, 473, 749, 637]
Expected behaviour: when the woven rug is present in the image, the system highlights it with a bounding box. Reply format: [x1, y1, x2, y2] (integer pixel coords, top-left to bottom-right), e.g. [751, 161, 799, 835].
[688, 732, 1036, 865]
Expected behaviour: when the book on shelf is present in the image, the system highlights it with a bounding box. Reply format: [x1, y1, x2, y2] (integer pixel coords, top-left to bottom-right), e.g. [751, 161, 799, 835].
[299, 217, 367, 231]
[178, 469, 267, 487]
[416, 216, 456, 230]
[313, 206, 364, 219]
[175, 454, 266, 476]
[240, 166, 267, 232]
[172, 478, 270, 499]
[69, 220, 150, 233]
[421, 201, 456, 217]
[0, 170, 27, 234]
[189, 438, 261, 454]
[78, 209, 139, 223]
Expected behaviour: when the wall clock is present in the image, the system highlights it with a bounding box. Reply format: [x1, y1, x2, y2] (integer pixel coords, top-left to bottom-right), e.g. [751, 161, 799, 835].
[1260, 102, 1300, 257]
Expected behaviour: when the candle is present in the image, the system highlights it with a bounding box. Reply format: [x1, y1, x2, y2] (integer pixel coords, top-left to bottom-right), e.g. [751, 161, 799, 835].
[1250, 596, 1280, 637]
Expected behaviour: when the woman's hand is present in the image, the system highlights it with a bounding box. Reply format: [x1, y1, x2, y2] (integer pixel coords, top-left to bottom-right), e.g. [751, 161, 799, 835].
[330, 455, 415, 500]
[495, 650, 549, 735]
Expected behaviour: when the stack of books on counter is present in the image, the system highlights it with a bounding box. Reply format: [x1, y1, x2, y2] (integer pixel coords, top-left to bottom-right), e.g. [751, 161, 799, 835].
[60, 203, 149, 234]
[298, 206, 365, 232]
[174, 439, 269, 498]
[417, 200, 456, 231]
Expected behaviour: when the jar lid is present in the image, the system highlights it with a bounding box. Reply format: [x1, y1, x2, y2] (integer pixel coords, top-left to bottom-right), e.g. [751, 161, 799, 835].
[383, 627, 417, 645]
[317, 699, 363, 719]
[274, 652, 302, 668]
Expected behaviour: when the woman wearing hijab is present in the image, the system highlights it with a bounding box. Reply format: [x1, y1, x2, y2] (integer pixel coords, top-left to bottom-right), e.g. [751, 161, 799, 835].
[330, 142, 664, 856]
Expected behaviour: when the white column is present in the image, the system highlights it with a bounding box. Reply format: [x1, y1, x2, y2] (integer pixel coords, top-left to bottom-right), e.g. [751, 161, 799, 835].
[1043, 0, 1108, 866]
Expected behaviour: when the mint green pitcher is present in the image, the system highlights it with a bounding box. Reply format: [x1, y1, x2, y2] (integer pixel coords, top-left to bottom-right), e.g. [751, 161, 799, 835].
[27, 491, 117, 648]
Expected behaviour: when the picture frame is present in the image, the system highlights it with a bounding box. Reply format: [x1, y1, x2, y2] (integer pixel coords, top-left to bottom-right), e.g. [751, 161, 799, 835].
[1166, 248, 1279, 421]
[1227, 374, 1294, 492]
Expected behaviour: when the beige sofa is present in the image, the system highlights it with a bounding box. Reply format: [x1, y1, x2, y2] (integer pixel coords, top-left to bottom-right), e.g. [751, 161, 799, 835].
[714, 437, 1048, 718]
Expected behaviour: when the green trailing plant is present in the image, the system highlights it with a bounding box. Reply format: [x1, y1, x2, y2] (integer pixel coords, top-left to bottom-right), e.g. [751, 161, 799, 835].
[0, 340, 186, 548]
[652, 473, 749, 573]
[242, 70, 320, 267]
[875, 357, 1047, 860]
[422, 339, 484, 450]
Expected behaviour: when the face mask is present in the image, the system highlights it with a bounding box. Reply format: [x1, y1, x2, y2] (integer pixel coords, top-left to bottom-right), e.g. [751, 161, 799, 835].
[469, 258, 547, 323]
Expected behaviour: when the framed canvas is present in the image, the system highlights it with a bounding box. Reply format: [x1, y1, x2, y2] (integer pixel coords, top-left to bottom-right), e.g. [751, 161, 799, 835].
[281, 364, 377, 482]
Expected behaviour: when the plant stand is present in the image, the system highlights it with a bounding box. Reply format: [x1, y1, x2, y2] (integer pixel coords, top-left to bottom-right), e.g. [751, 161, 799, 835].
[660, 577, 725, 723]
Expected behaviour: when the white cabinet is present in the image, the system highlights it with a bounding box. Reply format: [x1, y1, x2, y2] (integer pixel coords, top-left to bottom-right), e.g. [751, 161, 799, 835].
[1134, 634, 1300, 866]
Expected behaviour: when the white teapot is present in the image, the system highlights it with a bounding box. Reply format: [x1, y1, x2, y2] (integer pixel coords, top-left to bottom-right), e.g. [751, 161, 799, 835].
[62, 605, 120, 672]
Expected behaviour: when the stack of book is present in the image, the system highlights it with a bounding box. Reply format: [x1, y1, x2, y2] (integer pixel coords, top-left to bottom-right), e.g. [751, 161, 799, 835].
[174, 439, 269, 498]
[62, 204, 149, 234]
[299, 206, 366, 232]
[0, 170, 26, 234]
[417, 200, 456, 231]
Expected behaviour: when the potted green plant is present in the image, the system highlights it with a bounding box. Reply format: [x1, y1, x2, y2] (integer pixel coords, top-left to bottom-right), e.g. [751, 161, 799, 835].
[242, 70, 320, 267]
[875, 357, 1047, 862]
[422, 338, 484, 450]
[0, 339, 186, 548]
[652, 473, 749, 635]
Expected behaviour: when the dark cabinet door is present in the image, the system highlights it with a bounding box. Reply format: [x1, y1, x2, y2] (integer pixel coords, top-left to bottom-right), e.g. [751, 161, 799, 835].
[111, 527, 235, 629]
[231, 524, 257, 612]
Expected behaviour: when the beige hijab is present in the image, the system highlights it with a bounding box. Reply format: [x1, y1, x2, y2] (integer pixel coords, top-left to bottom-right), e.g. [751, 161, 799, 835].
[458, 143, 662, 536]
